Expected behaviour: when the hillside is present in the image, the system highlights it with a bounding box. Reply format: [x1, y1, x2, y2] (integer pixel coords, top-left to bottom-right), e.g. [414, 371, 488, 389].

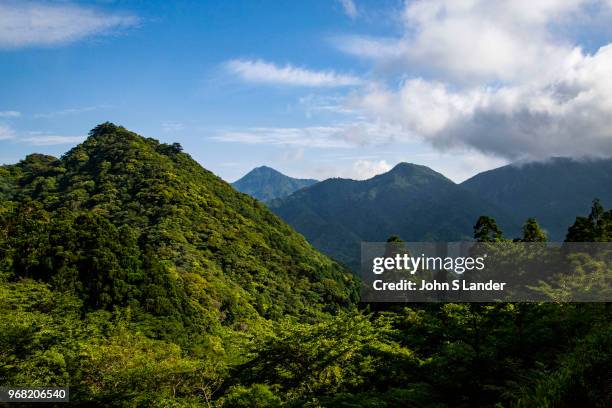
[461, 157, 612, 240]
[232, 166, 318, 201]
[0, 123, 357, 336]
[269, 162, 518, 269]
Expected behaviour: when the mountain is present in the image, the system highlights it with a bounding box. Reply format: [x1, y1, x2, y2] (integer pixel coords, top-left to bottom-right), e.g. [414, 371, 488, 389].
[1, 125, 610, 406]
[232, 166, 318, 201]
[461, 157, 612, 240]
[0, 123, 357, 335]
[269, 163, 518, 269]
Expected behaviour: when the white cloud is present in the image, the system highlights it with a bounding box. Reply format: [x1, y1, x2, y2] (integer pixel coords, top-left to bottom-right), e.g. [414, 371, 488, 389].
[299, 94, 357, 117]
[21, 135, 85, 146]
[0, 110, 20, 118]
[328, 0, 612, 160]
[33, 105, 109, 119]
[212, 121, 405, 149]
[0, 1, 138, 49]
[0, 126, 84, 145]
[225, 59, 363, 87]
[300, 155, 393, 181]
[212, 126, 351, 148]
[351, 44, 612, 160]
[0, 124, 15, 140]
[351, 159, 390, 179]
[336, 0, 605, 83]
[338, 0, 358, 19]
[161, 121, 185, 132]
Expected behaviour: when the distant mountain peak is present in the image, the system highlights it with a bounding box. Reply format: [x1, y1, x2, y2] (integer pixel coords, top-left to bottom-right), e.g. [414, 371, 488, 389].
[248, 165, 283, 175]
[269, 160, 514, 269]
[389, 162, 433, 173]
[375, 162, 452, 184]
[232, 166, 318, 201]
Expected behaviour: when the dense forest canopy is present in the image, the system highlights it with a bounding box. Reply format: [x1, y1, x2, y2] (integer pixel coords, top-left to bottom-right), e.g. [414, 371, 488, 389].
[0, 123, 610, 407]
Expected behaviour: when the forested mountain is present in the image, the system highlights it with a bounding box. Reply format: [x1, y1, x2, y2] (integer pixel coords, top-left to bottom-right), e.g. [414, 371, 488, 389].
[1, 124, 610, 406]
[461, 157, 612, 240]
[232, 166, 318, 201]
[0, 123, 356, 325]
[269, 163, 519, 268]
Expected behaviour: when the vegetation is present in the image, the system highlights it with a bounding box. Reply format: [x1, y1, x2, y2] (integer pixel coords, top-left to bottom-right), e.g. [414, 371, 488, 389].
[473, 215, 504, 242]
[1, 124, 610, 407]
[520, 218, 547, 242]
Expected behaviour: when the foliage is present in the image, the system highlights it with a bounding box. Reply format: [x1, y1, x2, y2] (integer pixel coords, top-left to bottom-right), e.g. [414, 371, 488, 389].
[521, 217, 547, 242]
[0, 123, 358, 331]
[566, 199, 612, 242]
[1, 124, 610, 407]
[473, 215, 504, 242]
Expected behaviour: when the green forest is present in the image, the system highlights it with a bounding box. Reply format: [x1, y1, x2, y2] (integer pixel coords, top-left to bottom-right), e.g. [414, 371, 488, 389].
[1, 124, 611, 407]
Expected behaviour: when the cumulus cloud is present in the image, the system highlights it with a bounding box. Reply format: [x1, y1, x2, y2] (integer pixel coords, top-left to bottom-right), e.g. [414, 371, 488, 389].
[338, 0, 358, 19]
[336, 0, 599, 83]
[331, 0, 612, 161]
[0, 1, 138, 49]
[225, 59, 363, 87]
[351, 44, 612, 160]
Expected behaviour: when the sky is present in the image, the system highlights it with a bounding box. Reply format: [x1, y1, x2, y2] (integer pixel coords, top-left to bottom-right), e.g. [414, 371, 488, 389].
[1, 0, 612, 183]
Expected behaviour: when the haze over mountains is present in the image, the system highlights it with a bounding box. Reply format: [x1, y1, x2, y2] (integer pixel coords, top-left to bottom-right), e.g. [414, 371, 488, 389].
[232, 166, 318, 201]
[237, 158, 612, 269]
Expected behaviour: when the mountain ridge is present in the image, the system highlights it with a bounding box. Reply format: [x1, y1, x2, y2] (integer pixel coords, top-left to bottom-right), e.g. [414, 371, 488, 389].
[269, 161, 518, 269]
[461, 156, 612, 239]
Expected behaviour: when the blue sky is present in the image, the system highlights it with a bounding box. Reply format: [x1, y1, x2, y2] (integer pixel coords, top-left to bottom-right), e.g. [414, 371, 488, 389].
[1, 0, 612, 182]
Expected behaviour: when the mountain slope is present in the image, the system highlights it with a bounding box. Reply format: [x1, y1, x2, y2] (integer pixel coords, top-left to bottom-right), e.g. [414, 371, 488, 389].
[0, 123, 357, 338]
[269, 163, 518, 269]
[461, 157, 612, 240]
[232, 166, 317, 201]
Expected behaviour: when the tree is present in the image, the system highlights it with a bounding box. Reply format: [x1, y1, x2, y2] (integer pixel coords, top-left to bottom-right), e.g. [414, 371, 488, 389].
[521, 218, 547, 242]
[384, 234, 408, 258]
[473, 216, 503, 242]
[223, 384, 281, 408]
[566, 199, 612, 242]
